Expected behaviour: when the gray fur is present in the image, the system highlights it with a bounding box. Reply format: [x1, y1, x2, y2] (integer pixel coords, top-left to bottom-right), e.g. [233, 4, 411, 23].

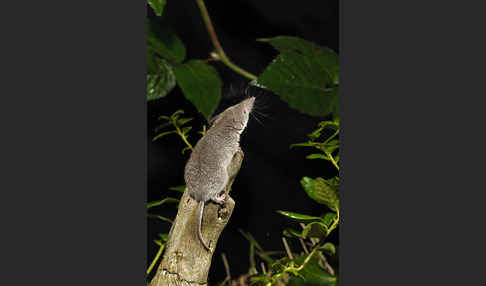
[184, 97, 255, 251]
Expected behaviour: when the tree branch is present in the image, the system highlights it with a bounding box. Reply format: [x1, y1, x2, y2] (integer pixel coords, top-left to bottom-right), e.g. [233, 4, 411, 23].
[150, 149, 245, 286]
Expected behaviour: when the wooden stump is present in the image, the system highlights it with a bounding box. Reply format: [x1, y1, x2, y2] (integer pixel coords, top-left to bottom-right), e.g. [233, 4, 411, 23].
[150, 149, 244, 286]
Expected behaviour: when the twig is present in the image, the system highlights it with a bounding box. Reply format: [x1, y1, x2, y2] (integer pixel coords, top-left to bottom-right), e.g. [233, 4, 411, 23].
[147, 243, 165, 275]
[195, 0, 257, 80]
[324, 150, 339, 170]
[299, 238, 309, 254]
[294, 246, 318, 271]
[260, 262, 267, 275]
[221, 253, 231, 286]
[281, 237, 293, 260]
[249, 245, 257, 274]
[323, 129, 339, 145]
[318, 252, 335, 276]
[255, 250, 287, 261]
[173, 120, 193, 151]
[327, 209, 340, 235]
[299, 223, 336, 276]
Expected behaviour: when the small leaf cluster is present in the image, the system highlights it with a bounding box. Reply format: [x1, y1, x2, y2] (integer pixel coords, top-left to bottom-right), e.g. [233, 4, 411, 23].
[153, 109, 208, 154]
[291, 119, 340, 170]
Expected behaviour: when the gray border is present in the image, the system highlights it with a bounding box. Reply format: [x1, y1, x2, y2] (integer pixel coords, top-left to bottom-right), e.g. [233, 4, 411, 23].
[0, 1, 146, 284]
[341, 1, 484, 285]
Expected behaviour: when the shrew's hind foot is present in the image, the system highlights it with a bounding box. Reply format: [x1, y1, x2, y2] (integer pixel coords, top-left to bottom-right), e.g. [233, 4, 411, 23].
[211, 192, 226, 206]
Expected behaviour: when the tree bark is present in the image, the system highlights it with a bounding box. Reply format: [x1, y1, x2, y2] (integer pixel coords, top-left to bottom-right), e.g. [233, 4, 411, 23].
[150, 149, 244, 286]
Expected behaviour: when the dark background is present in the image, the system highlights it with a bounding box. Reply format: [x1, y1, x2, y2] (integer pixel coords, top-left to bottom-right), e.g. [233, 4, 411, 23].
[147, 0, 339, 283]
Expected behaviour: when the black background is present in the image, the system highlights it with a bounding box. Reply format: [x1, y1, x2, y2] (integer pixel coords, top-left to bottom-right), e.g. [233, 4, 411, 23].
[147, 0, 339, 283]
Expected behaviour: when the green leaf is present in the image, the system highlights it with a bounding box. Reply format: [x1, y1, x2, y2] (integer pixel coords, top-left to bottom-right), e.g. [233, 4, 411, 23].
[158, 233, 169, 242]
[283, 228, 306, 238]
[319, 242, 336, 256]
[259, 36, 339, 85]
[181, 146, 191, 155]
[147, 20, 185, 63]
[255, 36, 339, 117]
[331, 93, 339, 120]
[147, 0, 166, 16]
[147, 197, 179, 209]
[288, 255, 337, 286]
[320, 213, 337, 228]
[168, 185, 186, 192]
[308, 120, 339, 142]
[306, 153, 327, 160]
[198, 125, 207, 136]
[147, 46, 157, 74]
[270, 257, 290, 273]
[302, 222, 328, 239]
[276, 211, 323, 222]
[176, 117, 193, 126]
[174, 60, 222, 121]
[153, 239, 163, 246]
[249, 274, 272, 286]
[170, 110, 184, 120]
[301, 177, 339, 211]
[318, 121, 339, 131]
[152, 130, 177, 141]
[256, 55, 338, 117]
[326, 177, 340, 189]
[154, 122, 171, 133]
[147, 58, 176, 101]
[147, 214, 173, 224]
[322, 140, 339, 154]
[308, 128, 324, 141]
[287, 268, 306, 281]
[181, 126, 192, 134]
[290, 142, 319, 149]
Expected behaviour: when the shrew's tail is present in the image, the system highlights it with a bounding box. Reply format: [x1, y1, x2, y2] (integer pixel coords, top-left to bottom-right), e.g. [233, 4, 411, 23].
[198, 200, 211, 251]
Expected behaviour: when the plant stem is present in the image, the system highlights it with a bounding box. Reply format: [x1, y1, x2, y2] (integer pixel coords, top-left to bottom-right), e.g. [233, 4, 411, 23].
[299, 238, 309, 254]
[318, 251, 335, 276]
[295, 246, 319, 271]
[147, 243, 165, 275]
[220, 253, 231, 286]
[328, 209, 339, 235]
[325, 150, 339, 170]
[323, 130, 339, 145]
[282, 237, 294, 260]
[195, 0, 257, 80]
[172, 120, 193, 150]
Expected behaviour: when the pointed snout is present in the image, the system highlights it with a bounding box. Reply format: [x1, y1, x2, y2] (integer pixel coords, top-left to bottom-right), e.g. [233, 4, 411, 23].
[246, 96, 255, 109]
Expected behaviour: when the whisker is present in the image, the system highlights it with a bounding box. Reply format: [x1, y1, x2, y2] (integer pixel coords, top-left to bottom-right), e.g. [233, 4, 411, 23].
[252, 109, 270, 119]
[250, 112, 264, 126]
